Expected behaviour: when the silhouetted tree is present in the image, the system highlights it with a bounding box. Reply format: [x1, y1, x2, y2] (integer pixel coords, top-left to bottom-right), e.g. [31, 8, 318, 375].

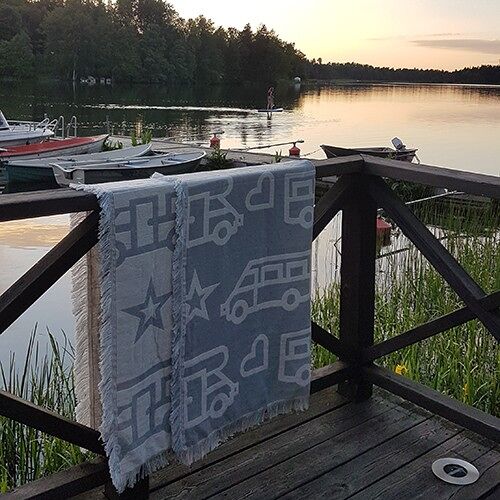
[0, 0, 497, 84]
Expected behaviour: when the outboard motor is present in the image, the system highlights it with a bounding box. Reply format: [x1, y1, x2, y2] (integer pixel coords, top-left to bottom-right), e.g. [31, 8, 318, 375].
[391, 137, 406, 151]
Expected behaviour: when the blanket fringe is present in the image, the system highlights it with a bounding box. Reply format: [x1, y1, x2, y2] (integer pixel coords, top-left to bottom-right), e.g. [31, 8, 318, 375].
[179, 396, 309, 465]
[169, 178, 189, 457]
[73, 184, 126, 490]
[71, 212, 92, 425]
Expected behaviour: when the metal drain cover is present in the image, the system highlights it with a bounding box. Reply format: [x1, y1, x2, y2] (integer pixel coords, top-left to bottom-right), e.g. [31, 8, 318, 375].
[432, 458, 480, 485]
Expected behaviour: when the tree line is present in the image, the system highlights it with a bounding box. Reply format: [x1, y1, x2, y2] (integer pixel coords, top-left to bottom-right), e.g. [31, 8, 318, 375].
[308, 61, 500, 85]
[0, 0, 498, 85]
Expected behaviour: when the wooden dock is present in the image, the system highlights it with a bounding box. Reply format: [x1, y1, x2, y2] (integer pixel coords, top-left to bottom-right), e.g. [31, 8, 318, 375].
[0, 154, 499, 499]
[9, 387, 499, 499]
[110, 136, 299, 166]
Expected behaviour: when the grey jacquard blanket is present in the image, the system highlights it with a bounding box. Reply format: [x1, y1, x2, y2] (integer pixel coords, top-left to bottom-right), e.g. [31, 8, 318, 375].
[73, 160, 315, 492]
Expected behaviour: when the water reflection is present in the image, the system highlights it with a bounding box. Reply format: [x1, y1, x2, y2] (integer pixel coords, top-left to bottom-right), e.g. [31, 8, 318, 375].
[2, 81, 499, 174]
[0, 82, 499, 364]
[0, 216, 73, 367]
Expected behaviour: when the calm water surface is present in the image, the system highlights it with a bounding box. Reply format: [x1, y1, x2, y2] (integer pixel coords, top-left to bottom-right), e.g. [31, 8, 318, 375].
[1, 82, 499, 366]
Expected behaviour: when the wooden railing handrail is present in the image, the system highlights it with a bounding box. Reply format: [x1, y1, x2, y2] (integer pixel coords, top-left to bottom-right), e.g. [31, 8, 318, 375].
[0, 156, 498, 497]
[364, 155, 500, 199]
[0, 389, 105, 455]
[0, 155, 498, 225]
[0, 188, 99, 222]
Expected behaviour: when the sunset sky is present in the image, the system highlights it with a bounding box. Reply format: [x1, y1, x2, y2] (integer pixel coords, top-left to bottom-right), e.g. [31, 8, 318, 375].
[171, 0, 500, 70]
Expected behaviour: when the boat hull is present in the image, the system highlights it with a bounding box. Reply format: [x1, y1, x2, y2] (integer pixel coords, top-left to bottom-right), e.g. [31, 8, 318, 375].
[1, 135, 108, 161]
[52, 151, 206, 186]
[0, 130, 54, 147]
[78, 160, 200, 184]
[6, 165, 56, 185]
[7, 143, 151, 169]
[321, 144, 417, 162]
[3, 135, 109, 185]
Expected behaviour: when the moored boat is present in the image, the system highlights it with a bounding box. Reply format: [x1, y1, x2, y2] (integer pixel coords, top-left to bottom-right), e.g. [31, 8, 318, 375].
[321, 137, 417, 163]
[5, 143, 150, 185]
[0, 134, 109, 161]
[2, 135, 109, 184]
[51, 151, 205, 186]
[0, 111, 54, 146]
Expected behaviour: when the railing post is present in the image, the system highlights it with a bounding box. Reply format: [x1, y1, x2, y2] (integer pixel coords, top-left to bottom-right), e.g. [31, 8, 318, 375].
[338, 174, 377, 400]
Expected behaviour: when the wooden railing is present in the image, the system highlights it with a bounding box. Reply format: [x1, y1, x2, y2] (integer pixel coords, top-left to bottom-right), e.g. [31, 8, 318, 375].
[0, 155, 498, 498]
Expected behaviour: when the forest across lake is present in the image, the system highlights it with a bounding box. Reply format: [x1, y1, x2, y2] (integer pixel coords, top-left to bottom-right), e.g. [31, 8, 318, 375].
[1, 0, 499, 85]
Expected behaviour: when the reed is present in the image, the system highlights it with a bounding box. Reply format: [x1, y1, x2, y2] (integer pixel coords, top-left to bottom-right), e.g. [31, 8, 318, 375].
[312, 200, 499, 416]
[0, 328, 91, 492]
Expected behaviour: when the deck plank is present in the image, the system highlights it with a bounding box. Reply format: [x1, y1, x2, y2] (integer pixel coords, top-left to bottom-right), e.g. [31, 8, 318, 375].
[151, 394, 399, 499]
[72, 389, 500, 500]
[202, 399, 429, 499]
[281, 416, 461, 499]
[348, 430, 497, 500]
[447, 446, 500, 500]
[148, 387, 347, 490]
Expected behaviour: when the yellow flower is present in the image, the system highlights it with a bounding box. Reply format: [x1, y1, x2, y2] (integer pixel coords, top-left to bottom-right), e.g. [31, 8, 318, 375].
[463, 383, 469, 396]
[395, 364, 407, 376]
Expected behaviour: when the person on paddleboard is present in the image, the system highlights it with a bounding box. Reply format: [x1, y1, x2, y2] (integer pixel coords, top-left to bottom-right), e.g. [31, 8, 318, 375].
[267, 87, 275, 110]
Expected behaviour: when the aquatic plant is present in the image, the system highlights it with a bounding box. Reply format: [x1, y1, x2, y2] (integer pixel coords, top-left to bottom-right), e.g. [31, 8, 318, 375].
[312, 201, 499, 416]
[0, 328, 91, 492]
[131, 129, 152, 146]
[204, 148, 233, 170]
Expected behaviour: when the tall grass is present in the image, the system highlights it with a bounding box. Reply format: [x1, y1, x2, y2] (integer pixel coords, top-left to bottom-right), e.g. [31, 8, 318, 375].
[0, 328, 91, 492]
[312, 200, 499, 416]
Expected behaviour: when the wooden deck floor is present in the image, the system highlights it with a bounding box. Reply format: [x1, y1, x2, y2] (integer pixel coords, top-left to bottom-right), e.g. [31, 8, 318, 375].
[74, 388, 499, 500]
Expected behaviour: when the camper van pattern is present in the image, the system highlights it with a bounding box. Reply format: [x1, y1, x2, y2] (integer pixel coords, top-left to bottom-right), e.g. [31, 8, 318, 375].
[88, 161, 315, 491]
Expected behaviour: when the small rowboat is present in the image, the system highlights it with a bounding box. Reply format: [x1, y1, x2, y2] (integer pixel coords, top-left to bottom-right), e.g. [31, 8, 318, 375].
[321, 138, 417, 163]
[51, 151, 205, 186]
[1, 135, 109, 185]
[0, 134, 109, 161]
[5, 143, 151, 185]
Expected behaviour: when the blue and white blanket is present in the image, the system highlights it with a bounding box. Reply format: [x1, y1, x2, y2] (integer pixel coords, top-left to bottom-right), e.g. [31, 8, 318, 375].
[73, 160, 315, 492]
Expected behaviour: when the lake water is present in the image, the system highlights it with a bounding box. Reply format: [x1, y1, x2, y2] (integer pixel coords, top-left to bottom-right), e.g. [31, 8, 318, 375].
[1, 82, 499, 367]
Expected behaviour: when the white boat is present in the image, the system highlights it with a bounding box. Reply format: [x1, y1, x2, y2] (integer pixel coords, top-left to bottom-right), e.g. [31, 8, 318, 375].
[0, 111, 54, 146]
[51, 151, 205, 186]
[3, 135, 110, 185]
[7, 143, 152, 170]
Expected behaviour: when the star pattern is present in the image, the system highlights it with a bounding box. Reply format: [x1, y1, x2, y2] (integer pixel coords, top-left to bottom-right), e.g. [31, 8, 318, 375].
[186, 270, 219, 323]
[122, 278, 171, 343]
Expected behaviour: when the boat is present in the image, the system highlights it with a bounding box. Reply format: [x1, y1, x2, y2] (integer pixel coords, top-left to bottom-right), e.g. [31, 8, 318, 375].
[0, 134, 109, 162]
[257, 108, 284, 113]
[51, 151, 206, 186]
[5, 143, 150, 185]
[0, 111, 54, 146]
[321, 138, 417, 162]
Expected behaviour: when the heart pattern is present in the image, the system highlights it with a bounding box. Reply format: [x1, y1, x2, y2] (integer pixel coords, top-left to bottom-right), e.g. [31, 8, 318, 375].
[240, 334, 269, 376]
[245, 173, 274, 211]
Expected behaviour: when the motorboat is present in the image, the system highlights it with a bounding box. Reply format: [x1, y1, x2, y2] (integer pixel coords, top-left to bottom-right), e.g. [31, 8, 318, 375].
[0, 111, 54, 146]
[321, 138, 417, 163]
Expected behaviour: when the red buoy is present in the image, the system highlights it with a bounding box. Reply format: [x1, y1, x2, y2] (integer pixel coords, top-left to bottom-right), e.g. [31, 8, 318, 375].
[289, 142, 301, 157]
[210, 133, 221, 149]
[376, 217, 392, 246]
